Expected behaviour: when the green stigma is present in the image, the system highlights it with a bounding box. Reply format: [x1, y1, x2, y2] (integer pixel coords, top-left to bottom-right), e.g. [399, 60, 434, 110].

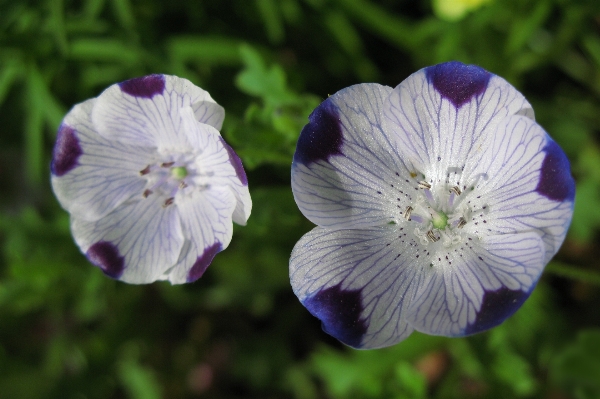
[432, 211, 448, 230]
[171, 166, 188, 179]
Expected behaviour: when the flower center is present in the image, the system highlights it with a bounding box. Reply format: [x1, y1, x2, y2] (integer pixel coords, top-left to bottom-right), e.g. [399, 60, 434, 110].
[171, 166, 188, 179]
[399, 169, 488, 248]
[139, 156, 205, 207]
[431, 210, 448, 230]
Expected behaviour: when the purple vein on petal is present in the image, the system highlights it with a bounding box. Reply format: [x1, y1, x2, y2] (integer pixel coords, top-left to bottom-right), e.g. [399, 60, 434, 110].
[187, 241, 223, 282]
[425, 61, 491, 108]
[51, 124, 83, 176]
[119, 74, 166, 98]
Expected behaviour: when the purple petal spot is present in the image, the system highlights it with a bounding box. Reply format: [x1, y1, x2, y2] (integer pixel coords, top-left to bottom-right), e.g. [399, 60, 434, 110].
[294, 98, 343, 166]
[302, 283, 367, 348]
[187, 242, 223, 282]
[119, 74, 166, 98]
[220, 138, 248, 186]
[464, 286, 532, 335]
[536, 139, 575, 202]
[425, 61, 491, 108]
[51, 124, 83, 176]
[87, 241, 125, 279]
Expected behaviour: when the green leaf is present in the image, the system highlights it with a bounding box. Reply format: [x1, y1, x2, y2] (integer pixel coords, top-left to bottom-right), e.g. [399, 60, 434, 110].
[25, 73, 44, 183]
[505, 0, 551, 54]
[69, 38, 142, 65]
[492, 350, 537, 396]
[236, 44, 295, 105]
[570, 178, 600, 243]
[118, 344, 162, 399]
[167, 36, 243, 66]
[110, 0, 136, 31]
[256, 0, 284, 44]
[0, 56, 23, 106]
[581, 35, 600, 68]
[334, 0, 416, 50]
[551, 330, 600, 399]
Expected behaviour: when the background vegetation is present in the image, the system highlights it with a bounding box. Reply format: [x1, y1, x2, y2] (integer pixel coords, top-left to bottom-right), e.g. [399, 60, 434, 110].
[1, 0, 599, 398]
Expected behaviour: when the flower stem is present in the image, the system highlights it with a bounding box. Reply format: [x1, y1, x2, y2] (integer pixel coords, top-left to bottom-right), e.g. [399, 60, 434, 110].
[545, 261, 600, 286]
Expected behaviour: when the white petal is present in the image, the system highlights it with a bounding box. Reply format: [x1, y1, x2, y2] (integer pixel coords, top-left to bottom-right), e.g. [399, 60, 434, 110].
[179, 107, 251, 225]
[91, 75, 224, 149]
[290, 226, 432, 349]
[71, 196, 185, 284]
[383, 62, 534, 185]
[292, 83, 414, 229]
[162, 186, 237, 284]
[407, 231, 545, 336]
[167, 77, 225, 130]
[465, 115, 575, 263]
[51, 99, 154, 221]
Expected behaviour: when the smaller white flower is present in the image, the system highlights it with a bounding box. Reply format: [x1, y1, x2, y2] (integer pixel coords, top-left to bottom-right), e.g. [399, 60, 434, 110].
[51, 75, 251, 284]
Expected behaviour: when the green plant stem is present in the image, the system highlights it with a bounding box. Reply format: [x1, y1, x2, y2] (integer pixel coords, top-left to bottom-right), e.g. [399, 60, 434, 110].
[545, 261, 600, 286]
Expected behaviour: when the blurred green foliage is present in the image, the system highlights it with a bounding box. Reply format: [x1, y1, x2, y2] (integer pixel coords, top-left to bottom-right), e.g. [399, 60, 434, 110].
[1, 0, 600, 398]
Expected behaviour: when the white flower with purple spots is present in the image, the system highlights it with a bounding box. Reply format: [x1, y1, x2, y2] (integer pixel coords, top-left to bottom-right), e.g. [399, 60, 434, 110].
[51, 75, 251, 284]
[290, 61, 575, 349]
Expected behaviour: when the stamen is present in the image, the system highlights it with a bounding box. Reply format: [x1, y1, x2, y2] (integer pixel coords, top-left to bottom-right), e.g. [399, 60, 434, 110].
[143, 189, 153, 198]
[414, 228, 429, 245]
[163, 197, 175, 207]
[404, 206, 413, 220]
[161, 162, 175, 168]
[139, 165, 151, 176]
[418, 181, 431, 190]
[179, 181, 188, 189]
[424, 189, 435, 204]
[410, 214, 424, 223]
[468, 173, 488, 190]
[426, 230, 439, 242]
[450, 186, 462, 196]
[457, 217, 467, 229]
[447, 192, 455, 209]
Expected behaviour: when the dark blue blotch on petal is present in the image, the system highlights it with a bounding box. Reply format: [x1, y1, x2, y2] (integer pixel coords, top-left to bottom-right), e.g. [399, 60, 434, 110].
[536, 139, 575, 202]
[219, 137, 248, 186]
[303, 283, 367, 348]
[294, 98, 343, 166]
[464, 286, 532, 335]
[425, 61, 491, 108]
[51, 124, 83, 176]
[119, 74, 166, 98]
[187, 242, 222, 282]
[87, 241, 125, 279]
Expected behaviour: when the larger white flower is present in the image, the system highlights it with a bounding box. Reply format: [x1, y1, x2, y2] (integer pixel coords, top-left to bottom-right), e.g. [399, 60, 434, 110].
[290, 62, 575, 349]
[51, 75, 251, 284]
